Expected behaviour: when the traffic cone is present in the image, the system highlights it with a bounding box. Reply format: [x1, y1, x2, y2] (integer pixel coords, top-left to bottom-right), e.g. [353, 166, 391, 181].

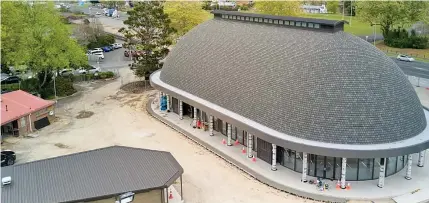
[336, 181, 340, 190]
[346, 183, 351, 190]
[169, 190, 173, 199]
[234, 139, 239, 146]
[222, 139, 226, 145]
[242, 147, 246, 154]
[252, 157, 256, 162]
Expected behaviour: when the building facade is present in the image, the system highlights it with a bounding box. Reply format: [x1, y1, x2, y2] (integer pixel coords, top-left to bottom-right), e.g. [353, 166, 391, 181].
[151, 10, 429, 190]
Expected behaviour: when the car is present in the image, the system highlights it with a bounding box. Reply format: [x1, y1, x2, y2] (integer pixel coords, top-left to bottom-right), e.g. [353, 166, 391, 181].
[112, 43, 123, 49]
[92, 48, 103, 52]
[1, 150, 16, 167]
[78, 66, 100, 74]
[101, 46, 112, 52]
[87, 50, 105, 60]
[60, 69, 74, 76]
[95, 12, 101, 15]
[1, 74, 21, 85]
[397, 54, 415, 62]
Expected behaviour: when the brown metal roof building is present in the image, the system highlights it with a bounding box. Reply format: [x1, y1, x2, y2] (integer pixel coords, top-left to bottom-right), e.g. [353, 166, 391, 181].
[1, 146, 184, 203]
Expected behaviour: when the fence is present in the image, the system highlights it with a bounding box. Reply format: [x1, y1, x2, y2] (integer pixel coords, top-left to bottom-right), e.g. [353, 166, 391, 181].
[379, 48, 429, 59]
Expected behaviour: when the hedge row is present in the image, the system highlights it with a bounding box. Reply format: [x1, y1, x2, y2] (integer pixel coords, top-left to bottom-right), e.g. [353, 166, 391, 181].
[385, 29, 428, 49]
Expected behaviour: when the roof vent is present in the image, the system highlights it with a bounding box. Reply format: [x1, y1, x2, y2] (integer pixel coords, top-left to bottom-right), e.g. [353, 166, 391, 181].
[2, 176, 12, 186]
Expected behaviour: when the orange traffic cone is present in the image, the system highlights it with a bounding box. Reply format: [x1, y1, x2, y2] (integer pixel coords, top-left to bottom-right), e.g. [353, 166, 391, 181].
[336, 181, 340, 190]
[234, 139, 239, 146]
[242, 147, 246, 154]
[222, 139, 226, 145]
[169, 190, 173, 199]
[252, 157, 256, 162]
[346, 183, 351, 190]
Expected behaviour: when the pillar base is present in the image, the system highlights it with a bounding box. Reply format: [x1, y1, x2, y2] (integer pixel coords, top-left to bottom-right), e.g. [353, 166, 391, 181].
[417, 165, 424, 167]
[227, 144, 232, 146]
[179, 117, 183, 120]
[248, 155, 253, 158]
[271, 167, 277, 171]
[377, 184, 384, 188]
[341, 186, 346, 189]
[301, 179, 307, 183]
[209, 134, 214, 136]
[405, 176, 412, 180]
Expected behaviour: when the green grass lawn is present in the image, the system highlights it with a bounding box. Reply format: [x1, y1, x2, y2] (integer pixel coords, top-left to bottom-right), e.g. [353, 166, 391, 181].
[299, 13, 381, 36]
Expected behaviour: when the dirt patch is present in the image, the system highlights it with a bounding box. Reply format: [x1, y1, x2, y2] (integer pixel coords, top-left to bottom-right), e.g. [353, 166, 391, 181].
[54, 143, 70, 149]
[75, 110, 94, 119]
[120, 81, 153, 94]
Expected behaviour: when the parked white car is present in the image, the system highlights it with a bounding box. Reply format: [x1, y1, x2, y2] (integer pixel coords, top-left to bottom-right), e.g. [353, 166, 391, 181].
[86, 50, 104, 60]
[78, 66, 100, 74]
[397, 54, 415, 62]
[112, 43, 123, 49]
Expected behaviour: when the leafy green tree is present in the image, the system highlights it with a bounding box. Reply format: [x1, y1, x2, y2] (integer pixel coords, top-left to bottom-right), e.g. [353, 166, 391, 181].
[120, 1, 175, 80]
[356, 1, 429, 37]
[1, 2, 87, 88]
[101, 0, 125, 9]
[164, 2, 211, 37]
[326, 1, 339, 14]
[253, 1, 302, 16]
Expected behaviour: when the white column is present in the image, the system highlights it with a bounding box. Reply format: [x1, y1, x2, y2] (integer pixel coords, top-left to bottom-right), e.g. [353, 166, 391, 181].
[159, 91, 163, 109]
[227, 123, 232, 146]
[179, 100, 183, 120]
[418, 150, 426, 167]
[166, 94, 170, 111]
[271, 144, 277, 171]
[247, 133, 253, 158]
[405, 154, 412, 180]
[193, 107, 197, 127]
[341, 158, 347, 189]
[302, 152, 308, 182]
[209, 115, 214, 136]
[378, 158, 386, 188]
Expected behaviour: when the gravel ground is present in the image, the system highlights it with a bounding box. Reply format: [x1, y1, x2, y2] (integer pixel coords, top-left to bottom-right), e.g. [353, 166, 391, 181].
[1, 68, 320, 203]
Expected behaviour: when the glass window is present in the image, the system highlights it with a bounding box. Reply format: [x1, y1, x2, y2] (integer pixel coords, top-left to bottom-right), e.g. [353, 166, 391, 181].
[245, 17, 249, 21]
[373, 158, 381, 179]
[358, 159, 374, 180]
[233, 16, 237, 19]
[316, 155, 325, 178]
[274, 20, 278, 24]
[386, 157, 397, 176]
[228, 15, 233, 19]
[283, 149, 295, 170]
[241, 16, 245, 20]
[346, 158, 358, 181]
[308, 23, 314, 28]
[222, 15, 226, 18]
[231, 126, 237, 140]
[252, 135, 256, 151]
[335, 157, 342, 180]
[397, 156, 405, 172]
[314, 23, 320, 28]
[284, 21, 290, 25]
[268, 19, 273, 23]
[308, 154, 316, 176]
[302, 22, 307, 27]
[325, 157, 335, 180]
[259, 18, 263, 22]
[295, 152, 303, 173]
[279, 20, 284, 25]
[213, 117, 219, 131]
[20, 117, 26, 127]
[222, 121, 227, 135]
[263, 18, 268, 23]
[243, 131, 248, 146]
[296, 22, 302, 27]
[253, 17, 258, 22]
[237, 128, 244, 145]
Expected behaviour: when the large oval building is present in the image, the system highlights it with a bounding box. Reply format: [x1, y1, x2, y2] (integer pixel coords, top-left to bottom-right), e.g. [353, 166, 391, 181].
[151, 10, 429, 191]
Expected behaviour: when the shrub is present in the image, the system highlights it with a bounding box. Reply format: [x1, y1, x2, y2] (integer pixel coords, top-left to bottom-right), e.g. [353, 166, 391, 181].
[54, 76, 76, 97]
[384, 28, 428, 49]
[20, 78, 39, 93]
[99, 71, 115, 79]
[87, 34, 115, 49]
[1, 83, 20, 91]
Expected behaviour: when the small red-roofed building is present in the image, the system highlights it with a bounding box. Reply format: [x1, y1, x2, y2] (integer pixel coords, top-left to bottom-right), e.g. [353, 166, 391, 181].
[1, 90, 55, 138]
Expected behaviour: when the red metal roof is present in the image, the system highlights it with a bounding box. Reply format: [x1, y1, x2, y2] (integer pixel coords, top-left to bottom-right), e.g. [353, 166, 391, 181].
[1, 90, 55, 125]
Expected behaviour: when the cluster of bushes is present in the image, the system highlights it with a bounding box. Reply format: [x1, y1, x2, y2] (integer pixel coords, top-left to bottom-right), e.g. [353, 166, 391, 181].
[87, 34, 115, 49]
[68, 71, 115, 82]
[384, 29, 428, 49]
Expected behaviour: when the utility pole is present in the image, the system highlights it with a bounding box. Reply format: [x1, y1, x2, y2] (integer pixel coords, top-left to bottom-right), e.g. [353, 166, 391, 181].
[342, 0, 345, 20]
[349, 0, 352, 26]
[371, 22, 381, 46]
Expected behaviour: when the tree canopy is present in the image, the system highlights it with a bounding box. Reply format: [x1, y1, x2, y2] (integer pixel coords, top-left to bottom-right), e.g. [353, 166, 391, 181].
[120, 1, 175, 80]
[164, 2, 211, 37]
[253, 1, 302, 16]
[356, 1, 429, 37]
[1, 1, 87, 87]
[326, 1, 339, 14]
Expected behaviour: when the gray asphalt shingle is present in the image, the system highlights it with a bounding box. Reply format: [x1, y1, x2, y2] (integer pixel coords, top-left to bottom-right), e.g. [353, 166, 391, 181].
[160, 18, 426, 145]
[1, 146, 183, 203]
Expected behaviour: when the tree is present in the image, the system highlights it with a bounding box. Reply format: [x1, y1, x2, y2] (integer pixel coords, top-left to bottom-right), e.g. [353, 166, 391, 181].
[120, 2, 175, 80]
[326, 1, 339, 14]
[164, 2, 211, 37]
[356, 1, 429, 37]
[73, 18, 105, 46]
[342, 1, 355, 16]
[1, 2, 87, 88]
[253, 1, 302, 16]
[101, 0, 125, 9]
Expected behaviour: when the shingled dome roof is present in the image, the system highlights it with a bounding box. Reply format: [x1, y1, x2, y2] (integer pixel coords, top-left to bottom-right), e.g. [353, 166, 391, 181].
[160, 17, 426, 145]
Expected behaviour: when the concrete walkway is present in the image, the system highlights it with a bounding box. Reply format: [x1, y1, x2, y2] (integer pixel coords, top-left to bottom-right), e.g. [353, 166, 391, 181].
[147, 99, 429, 203]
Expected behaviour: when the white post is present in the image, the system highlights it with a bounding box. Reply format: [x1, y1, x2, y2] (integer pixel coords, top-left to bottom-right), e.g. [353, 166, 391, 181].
[341, 158, 347, 189]
[227, 124, 232, 146]
[159, 92, 163, 109]
[418, 150, 426, 167]
[247, 133, 253, 158]
[271, 144, 277, 171]
[302, 152, 308, 182]
[163, 188, 168, 203]
[405, 154, 413, 180]
[193, 107, 197, 127]
[166, 94, 170, 111]
[179, 100, 183, 120]
[209, 115, 214, 136]
[378, 158, 386, 188]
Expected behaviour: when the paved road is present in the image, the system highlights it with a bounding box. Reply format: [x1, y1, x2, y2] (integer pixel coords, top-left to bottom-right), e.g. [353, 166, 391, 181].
[394, 59, 429, 79]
